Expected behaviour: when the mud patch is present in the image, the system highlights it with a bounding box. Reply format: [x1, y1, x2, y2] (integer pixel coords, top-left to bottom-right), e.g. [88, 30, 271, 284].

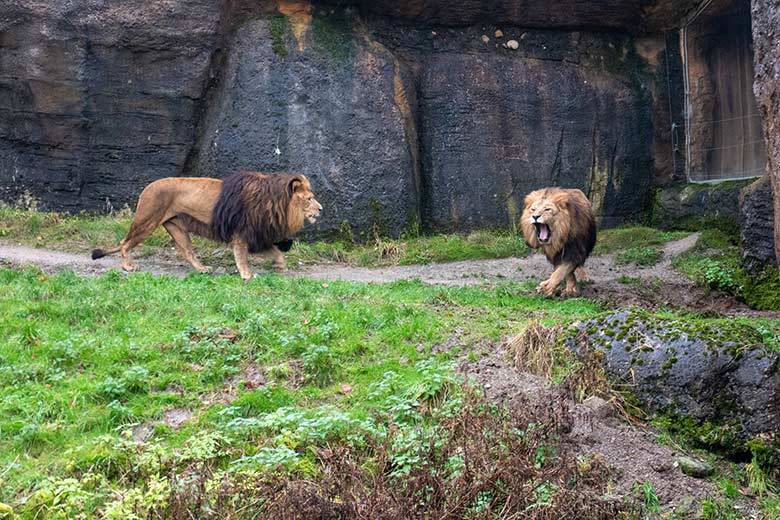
[460, 340, 721, 513]
[164, 408, 193, 429]
[199, 363, 268, 406]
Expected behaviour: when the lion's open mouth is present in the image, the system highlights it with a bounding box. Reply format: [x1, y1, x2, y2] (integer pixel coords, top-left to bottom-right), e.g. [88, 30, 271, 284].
[534, 223, 551, 243]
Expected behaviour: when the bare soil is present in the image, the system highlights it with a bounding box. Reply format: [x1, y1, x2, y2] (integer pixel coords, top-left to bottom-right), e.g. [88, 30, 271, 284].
[2, 234, 777, 317]
[459, 339, 762, 517]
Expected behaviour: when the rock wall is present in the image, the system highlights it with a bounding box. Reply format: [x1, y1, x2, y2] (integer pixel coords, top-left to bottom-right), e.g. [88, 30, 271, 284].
[409, 30, 654, 230]
[189, 11, 420, 238]
[751, 0, 780, 266]
[0, 1, 226, 211]
[0, 0, 740, 237]
[655, 180, 751, 232]
[740, 175, 777, 273]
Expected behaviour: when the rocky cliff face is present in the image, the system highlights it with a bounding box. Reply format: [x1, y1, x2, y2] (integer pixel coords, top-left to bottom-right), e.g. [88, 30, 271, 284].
[751, 0, 780, 267]
[0, 1, 226, 211]
[740, 175, 776, 273]
[0, 0, 766, 239]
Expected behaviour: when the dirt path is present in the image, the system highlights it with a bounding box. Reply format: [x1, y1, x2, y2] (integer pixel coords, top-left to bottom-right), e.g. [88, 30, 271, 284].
[0, 235, 698, 284]
[0, 234, 775, 316]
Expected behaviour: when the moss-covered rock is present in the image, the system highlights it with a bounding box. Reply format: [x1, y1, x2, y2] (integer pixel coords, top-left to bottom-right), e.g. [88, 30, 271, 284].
[653, 181, 752, 233]
[565, 309, 780, 449]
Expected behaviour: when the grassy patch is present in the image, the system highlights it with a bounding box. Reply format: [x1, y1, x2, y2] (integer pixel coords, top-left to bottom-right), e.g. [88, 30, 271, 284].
[595, 226, 689, 255]
[615, 246, 663, 266]
[672, 228, 780, 310]
[0, 266, 608, 517]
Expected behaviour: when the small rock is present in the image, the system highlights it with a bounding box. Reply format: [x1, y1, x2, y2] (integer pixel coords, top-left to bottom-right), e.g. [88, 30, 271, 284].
[506, 40, 519, 50]
[582, 396, 613, 419]
[340, 383, 352, 394]
[164, 408, 193, 429]
[484, 383, 491, 389]
[676, 456, 714, 478]
[481, 35, 490, 44]
[494, 30, 504, 38]
[650, 459, 673, 473]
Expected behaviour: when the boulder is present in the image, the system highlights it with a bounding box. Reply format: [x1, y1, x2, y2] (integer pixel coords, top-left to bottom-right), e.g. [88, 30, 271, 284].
[654, 181, 751, 233]
[190, 12, 420, 238]
[567, 309, 780, 444]
[740, 175, 777, 274]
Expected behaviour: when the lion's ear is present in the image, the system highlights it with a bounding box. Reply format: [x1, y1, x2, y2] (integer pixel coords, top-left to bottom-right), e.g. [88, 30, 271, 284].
[288, 177, 303, 196]
[552, 195, 568, 210]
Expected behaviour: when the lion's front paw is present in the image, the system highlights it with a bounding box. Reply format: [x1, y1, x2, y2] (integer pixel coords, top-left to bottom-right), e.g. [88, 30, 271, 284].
[122, 262, 138, 272]
[536, 280, 556, 297]
[196, 265, 212, 274]
[562, 286, 580, 298]
[272, 263, 287, 274]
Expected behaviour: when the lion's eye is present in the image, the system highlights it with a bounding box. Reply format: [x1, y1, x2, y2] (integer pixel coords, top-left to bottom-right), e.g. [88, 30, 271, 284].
[545, 208, 552, 212]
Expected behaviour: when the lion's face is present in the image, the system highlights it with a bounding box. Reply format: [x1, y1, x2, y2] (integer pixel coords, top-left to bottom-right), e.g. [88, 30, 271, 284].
[290, 177, 322, 225]
[523, 195, 563, 245]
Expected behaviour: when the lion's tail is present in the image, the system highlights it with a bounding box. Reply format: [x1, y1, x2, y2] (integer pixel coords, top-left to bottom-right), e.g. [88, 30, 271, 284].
[91, 245, 120, 260]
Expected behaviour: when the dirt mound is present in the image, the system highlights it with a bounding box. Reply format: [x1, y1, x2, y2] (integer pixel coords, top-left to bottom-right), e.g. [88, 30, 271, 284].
[460, 340, 720, 515]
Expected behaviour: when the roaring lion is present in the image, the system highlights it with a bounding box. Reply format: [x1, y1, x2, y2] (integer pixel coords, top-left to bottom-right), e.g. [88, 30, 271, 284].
[91, 171, 322, 280]
[521, 187, 596, 297]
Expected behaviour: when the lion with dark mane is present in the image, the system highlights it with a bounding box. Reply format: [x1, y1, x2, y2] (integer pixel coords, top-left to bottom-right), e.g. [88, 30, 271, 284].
[521, 187, 596, 297]
[91, 171, 322, 280]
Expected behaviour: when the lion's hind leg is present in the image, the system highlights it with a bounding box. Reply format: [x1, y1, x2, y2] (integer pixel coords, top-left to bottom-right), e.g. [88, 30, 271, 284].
[562, 271, 579, 297]
[575, 266, 590, 283]
[163, 218, 211, 273]
[266, 245, 287, 273]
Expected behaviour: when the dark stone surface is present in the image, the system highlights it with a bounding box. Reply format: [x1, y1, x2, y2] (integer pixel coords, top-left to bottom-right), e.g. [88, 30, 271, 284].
[740, 175, 777, 273]
[0, 0, 224, 211]
[654, 180, 750, 232]
[751, 0, 780, 267]
[568, 309, 780, 441]
[410, 30, 654, 230]
[190, 13, 420, 238]
[0, 0, 714, 235]
[348, 0, 700, 32]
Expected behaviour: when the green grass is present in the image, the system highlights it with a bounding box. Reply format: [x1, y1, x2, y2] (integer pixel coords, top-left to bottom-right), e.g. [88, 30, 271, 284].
[0, 266, 603, 516]
[614, 246, 663, 266]
[594, 226, 689, 255]
[672, 228, 780, 310]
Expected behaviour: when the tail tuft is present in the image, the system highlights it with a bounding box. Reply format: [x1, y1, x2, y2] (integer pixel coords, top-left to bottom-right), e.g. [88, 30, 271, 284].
[91, 249, 106, 260]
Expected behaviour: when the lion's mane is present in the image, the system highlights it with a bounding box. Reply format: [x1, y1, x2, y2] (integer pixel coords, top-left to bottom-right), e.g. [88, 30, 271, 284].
[521, 188, 597, 267]
[211, 171, 307, 253]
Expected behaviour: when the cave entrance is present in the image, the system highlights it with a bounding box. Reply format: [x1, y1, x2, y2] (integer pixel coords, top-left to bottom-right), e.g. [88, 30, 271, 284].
[681, 0, 766, 182]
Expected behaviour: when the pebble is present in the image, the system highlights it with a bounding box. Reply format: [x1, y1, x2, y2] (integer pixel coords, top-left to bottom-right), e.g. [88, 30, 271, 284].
[506, 39, 519, 50]
[481, 35, 490, 44]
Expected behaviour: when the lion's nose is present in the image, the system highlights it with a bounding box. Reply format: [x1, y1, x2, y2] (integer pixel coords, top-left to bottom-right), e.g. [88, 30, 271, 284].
[532, 215, 540, 221]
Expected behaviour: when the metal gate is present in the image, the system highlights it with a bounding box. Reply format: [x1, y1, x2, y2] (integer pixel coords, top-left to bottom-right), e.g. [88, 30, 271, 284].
[681, 0, 766, 182]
